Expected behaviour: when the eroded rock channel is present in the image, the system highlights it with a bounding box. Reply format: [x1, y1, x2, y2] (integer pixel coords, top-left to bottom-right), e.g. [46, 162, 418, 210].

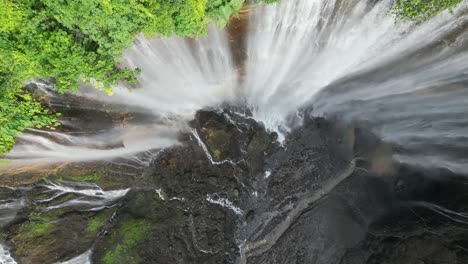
[1, 109, 468, 264]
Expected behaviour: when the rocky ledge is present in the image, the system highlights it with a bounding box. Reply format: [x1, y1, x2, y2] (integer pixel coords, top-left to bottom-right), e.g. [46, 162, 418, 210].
[1, 109, 468, 264]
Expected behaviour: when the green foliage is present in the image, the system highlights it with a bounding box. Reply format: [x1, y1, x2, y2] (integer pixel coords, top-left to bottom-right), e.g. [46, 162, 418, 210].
[17, 221, 54, 241]
[2, 0, 248, 93]
[1, 0, 459, 156]
[15, 211, 55, 239]
[391, 0, 462, 20]
[65, 173, 102, 182]
[86, 211, 112, 235]
[102, 219, 152, 264]
[0, 159, 11, 165]
[206, 0, 247, 27]
[0, 81, 59, 154]
[259, 0, 280, 3]
[0, 0, 248, 155]
[11, 207, 96, 261]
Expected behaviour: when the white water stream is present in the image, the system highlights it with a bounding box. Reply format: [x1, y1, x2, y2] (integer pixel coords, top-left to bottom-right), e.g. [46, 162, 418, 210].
[2, 0, 466, 175]
[0, 244, 16, 264]
[39, 180, 129, 211]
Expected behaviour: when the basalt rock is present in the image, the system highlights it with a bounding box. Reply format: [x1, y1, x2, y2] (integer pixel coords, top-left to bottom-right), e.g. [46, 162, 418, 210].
[3, 110, 468, 264]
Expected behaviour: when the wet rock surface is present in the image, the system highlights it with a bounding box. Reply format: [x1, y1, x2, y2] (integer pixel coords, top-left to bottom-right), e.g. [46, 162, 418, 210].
[1, 109, 468, 263]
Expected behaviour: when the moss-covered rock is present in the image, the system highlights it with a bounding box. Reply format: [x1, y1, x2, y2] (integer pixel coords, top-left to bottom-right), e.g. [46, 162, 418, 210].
[201, 127, 233, 160]
[3, 110, 279, 264]
[193, 110, 277, 164]
[64, 172, 102, 182]
[247, 131, 271, 155]
[86, 210, 113, 236]
[93, 190, 186, 264]
[101, 218, 152, 264]
[9, 208, 113, 264]
[0, 161, 138, 190]
[54, 163, 139, 190]
[196, 111, 239, 162]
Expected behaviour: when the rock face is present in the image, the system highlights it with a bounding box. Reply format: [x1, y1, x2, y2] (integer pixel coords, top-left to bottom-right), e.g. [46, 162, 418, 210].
[341, 166, 468, 264]
[91, 109, 278, 264]
[2, 109, 468, 264]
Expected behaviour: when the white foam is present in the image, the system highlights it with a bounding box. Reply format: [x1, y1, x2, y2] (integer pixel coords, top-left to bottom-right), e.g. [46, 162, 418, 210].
[206, 194, 244, 216]
[0, 244, 16, 264]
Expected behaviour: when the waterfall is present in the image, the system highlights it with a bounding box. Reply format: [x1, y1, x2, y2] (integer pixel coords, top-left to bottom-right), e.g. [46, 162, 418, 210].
[4, 0, 468, 175]
[242, 0, 400, 133]
[2, 1, 468, 263]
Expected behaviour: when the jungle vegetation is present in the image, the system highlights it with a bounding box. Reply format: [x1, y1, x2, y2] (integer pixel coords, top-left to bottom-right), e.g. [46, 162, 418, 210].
[0, 0, 463, 154]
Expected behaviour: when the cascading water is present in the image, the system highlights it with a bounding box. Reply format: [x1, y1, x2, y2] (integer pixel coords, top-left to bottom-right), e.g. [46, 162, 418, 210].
[4, 25, 237, 165]
[4, 0, 467, 175]
[242, 0, 468, 176]
[2, 0, 468, 263]
[242, 0, 403, 133]
[83, 25, 237, 116]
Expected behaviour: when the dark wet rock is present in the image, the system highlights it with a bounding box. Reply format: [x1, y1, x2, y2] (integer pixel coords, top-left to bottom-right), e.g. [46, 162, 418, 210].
[0, 162, 135, 263]
[89, 109, 277, 263]
[24, 82, 151, 135]
[266, 117, 353, 203]
[0, 187, 22, 201]
[3, 109, 468, 264]
[192, 109, 277, 163]
[340, 167, 468, 264]
[93, 190, 186, 264]
[92, 188, 235, 264]
[97, 111, 269, 263]
[8, 208, 112, 264]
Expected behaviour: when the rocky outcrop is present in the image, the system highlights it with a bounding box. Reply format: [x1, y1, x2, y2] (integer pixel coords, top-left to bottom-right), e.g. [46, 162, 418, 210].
[2, 109, 468, 264]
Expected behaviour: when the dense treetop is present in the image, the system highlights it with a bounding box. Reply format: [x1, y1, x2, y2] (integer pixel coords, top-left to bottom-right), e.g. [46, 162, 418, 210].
[391, 0, 463, 20]
[0, 0, 245, 154]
